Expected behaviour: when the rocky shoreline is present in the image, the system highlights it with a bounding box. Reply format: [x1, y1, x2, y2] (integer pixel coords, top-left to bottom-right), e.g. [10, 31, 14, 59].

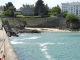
[4, 25, 41, 37]
[2, 18, 80, 37]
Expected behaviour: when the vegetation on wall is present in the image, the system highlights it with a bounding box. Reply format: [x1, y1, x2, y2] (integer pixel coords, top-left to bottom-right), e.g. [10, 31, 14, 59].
[66, 14, 79, 29]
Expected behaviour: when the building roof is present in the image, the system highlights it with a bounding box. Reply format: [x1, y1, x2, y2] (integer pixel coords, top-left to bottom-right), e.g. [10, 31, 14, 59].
[69, 2, 80, 5]
[61, 3, 69, 4]
[61, 2, 80, 6]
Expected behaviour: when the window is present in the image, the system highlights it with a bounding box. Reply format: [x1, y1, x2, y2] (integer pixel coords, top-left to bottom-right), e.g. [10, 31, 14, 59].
[76, 11, 78, 12]
[76, 6, 78, 8]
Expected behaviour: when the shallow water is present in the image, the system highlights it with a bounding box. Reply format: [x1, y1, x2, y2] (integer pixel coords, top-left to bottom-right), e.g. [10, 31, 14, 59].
[9, 32, 80, 60]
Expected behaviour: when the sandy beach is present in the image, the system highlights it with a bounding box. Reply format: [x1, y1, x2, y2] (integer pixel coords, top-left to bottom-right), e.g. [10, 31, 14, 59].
[25, 27, 70, 32]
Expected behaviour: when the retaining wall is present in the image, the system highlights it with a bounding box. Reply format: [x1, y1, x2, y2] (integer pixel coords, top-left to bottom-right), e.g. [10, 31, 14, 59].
[3, 28, 19, 60]
[2, 17, 66, 28]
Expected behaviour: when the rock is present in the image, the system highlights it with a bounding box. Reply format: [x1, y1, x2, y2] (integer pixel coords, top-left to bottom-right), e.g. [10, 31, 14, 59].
[10, 32, 19, 37]
[31, 29, 41, 33]
[7, 32, 11, 37]
[18, 29, 41, 33]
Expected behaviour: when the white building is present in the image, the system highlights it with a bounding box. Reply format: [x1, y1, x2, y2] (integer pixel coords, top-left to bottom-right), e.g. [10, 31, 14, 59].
[61, 2, 80, 17]
[20, 4, 34, 16]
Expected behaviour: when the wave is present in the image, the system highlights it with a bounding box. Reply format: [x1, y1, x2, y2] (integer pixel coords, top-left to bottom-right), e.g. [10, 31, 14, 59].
[40, 42, 65, 47]
[45, 54, 51, 59]
[40, 42, 55, 47]
[11, 41, 24, 44]
[40, 42, 54, 60]
[41, 46, 47, 51]
[19, 36, 41, 40]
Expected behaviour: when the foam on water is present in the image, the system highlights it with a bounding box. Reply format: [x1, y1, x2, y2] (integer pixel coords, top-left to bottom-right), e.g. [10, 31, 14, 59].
[19, 36, 41, 40]
[41, 46, 47, 51]
[40, 43, 54, 60]
[11, 41, 24, 44]
[45, 55, 51, 59]
[40, 42, 55, 47]
[9, 32, 80, 60]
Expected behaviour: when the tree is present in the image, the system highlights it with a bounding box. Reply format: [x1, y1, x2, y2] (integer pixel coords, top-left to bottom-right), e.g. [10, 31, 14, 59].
[34, 0, 49, 16]
[3, 2, 16, 17]
[43, 4, 49, 15]
[66, 14, 78, 23]
[62, 11, 68, 18]
[51, 5, 61, 16]
[4, 2, 16, 11]
[66, 14, 79, 29]
[34, 0, 44, 16]
[3, 7, 14, 17]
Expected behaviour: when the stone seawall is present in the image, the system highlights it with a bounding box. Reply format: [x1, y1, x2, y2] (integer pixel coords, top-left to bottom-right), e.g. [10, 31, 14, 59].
[2, 17, 66, 28]
[3, 28, 19, 60]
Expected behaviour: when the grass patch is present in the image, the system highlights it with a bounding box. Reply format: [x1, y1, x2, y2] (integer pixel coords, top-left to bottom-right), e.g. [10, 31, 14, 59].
[48, 13, 57, 18]
[16, 15, 41, 18]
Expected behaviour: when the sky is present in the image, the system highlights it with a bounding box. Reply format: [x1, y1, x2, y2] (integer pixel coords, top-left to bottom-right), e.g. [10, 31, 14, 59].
[0, 0, 79, 9]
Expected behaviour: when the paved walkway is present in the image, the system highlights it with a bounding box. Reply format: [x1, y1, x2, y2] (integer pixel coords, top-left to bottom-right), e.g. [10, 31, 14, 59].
[0, 28, 5, 60]
[0, 18, 19, 60]
[0, 18, 5, 60]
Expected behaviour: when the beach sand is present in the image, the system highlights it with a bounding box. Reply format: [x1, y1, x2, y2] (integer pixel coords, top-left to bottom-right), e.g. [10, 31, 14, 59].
[25, 27, 70, 32]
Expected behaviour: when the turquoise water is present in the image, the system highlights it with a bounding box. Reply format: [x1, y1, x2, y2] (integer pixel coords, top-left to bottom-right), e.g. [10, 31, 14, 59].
[9, 32, 80, 60]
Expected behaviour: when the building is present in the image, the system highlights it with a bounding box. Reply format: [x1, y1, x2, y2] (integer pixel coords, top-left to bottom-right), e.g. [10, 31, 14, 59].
[0, 6, 4, 14]
[20, 4, 34, 16]
[15, 9, 21, 14]
[61, 1, 80, 17]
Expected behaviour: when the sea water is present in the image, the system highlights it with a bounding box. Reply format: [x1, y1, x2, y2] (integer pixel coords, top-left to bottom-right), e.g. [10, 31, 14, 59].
[9, 32, 80, 60]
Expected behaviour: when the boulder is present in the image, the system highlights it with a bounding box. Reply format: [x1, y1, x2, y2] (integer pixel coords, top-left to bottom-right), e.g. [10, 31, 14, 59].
[31, 29, 41, 33]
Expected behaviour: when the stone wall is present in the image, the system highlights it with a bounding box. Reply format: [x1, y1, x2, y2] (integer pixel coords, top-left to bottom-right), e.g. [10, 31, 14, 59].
[59, 19, 67, 29]
[2, 17, 67, 28]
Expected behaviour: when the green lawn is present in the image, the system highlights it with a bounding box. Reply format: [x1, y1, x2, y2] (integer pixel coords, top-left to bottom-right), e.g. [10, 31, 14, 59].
[16, 15, 40, 18]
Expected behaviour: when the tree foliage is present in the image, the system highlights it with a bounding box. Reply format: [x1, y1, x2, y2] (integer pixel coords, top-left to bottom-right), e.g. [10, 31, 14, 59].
[66, 14, 79, 29]
[62, 11, 68, 18]
[66, 14, 79, 23]
[51, 5, 61, 16]
[34, 0, 49, 16]
[3, 2, 16, 17]
[43, 4, 49, 15]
